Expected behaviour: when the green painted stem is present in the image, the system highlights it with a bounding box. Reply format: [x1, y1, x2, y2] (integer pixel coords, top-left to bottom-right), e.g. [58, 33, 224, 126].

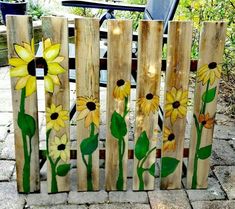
[87, 154, 93, 191]
[137, 161, 144, 190]
[46, 129, 59, 193]
[116, 137, 124, 190]
[192, 80, 210, 189]
[22, 132, 30, 193]
[137, 147, 156, 190]
[20, 88, 30, 193]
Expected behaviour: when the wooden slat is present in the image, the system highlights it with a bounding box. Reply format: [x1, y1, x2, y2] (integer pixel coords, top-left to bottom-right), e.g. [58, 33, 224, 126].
[75, 18, 100, 191]
[133, 21, 163, 191]
[160, 21, 193, 189]
[41, 16, 70, 193]
[105, 20, 132, 191]
[187, 22, 227, 189]
[6, 15, 40, 193]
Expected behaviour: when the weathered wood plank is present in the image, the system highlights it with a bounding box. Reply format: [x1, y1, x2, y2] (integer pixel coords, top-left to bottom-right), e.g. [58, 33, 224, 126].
[160, 21, 193, 189]
[75, 18, 100, 191]
[41, 16, 70, 193]
[133, 20, 163, 191]
[105, 20, 132, 191]
[187, 22, 227, 189]
[6, 15, 40, 193]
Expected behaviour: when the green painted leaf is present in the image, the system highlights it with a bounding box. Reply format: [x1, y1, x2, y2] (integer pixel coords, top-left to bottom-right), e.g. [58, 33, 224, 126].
[110, 111, 127, 139]
[134, 131, 149, 160]
[56, 164, 71, 176]
[148, 163, 155, 177]
[17, 112, 36, 138]
[202, 87, 217, 103]
[198, 144, 212, 160]
[80, 133, 99, 155]
[161, 157, 180, 178]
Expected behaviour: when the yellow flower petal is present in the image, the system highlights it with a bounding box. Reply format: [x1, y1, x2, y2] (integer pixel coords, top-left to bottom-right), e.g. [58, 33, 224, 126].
[44, 38, 52, 50]
[77, 109, 89, 120]
[44, 75, 54, 93]
[15, 76, 29, 90]
[9, 58, 27, 67]
[92, 111, 99, 128]
[48, 62, 66, 75]
[176, 89, 183, 101]
[178, 105, 187, 116]
[48, 74, 60, 85]
[60, 151, 67, 162]
[52, 56, 64, 63]
[165, 103, 173, 112]
[14, 44, 34, 63]
[25, 76, 36, 97]
[44, 44, 61, 62]
[61, 134, 67, 144]
[209, 71, 216, 85]
[171, 109, 178, 124]
[10, 65, 28, 77]
[166, 91, 174, 103]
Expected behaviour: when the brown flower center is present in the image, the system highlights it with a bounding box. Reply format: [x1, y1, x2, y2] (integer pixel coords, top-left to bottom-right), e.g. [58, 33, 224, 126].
[50, 112, 59, 120]
[146, 93, 153, 100]
[168, 133, 175, 141]
[27, 59, 36, 76]
[201, 120, 207, 126]
[172, 101, 180, 109]
[57, 144, 66, 151]
[86, 102, 96, 111]
[117, 79, 125, 87]
[208, 62, 217, 69]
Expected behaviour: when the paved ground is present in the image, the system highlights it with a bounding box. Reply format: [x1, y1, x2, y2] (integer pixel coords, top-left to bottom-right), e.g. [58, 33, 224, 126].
[0, 66, 235, 209]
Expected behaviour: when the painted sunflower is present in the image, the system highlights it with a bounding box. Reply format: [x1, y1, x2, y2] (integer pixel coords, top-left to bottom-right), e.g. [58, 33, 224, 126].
[137, 93, 159, 115]
[42, 38, 66, 93]
[9, 39, 36, 97]
[113, 79, 131, 100]
[46, 103, 69, 131]
[163, 126, 176, 152]
[198, 113, 214, 129]
[50, 134, 69, 162]
[197, 62, 222, 85]
[165, 87, 188, 124]
[77, 96, 100, 128]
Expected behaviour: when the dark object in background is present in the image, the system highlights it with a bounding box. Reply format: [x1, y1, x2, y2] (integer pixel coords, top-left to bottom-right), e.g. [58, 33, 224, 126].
[0, 1, 27, 25]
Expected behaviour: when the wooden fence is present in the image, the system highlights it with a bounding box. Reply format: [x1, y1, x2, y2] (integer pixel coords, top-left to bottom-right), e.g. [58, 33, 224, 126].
[6, 15, 226, 193]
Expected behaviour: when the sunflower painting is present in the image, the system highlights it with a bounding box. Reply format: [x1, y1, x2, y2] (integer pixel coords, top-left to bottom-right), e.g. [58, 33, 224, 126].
[77, 96, 100, 128]
[197, 62, 221, 85]
[9, 39, 38, 193]
[110, 79, 130, 190]
[163, 127, 176, 152]
[42, 38, 66, 93]
[9, 39, 36, 97]
[50, 134, 70, 162]
[113, 79, 130, 100]
[191, 62, 219, 189]
[76, 96, 100, 191]
[46, 103, 70, 193]
[165, 87, 188, 124]
[137, 93, 159, 115]
[46, 103, 69, 131]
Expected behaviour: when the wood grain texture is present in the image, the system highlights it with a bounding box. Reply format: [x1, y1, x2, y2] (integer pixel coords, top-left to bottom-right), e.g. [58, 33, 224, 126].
[133, 21, 163, 191]
[75, 18, 100, 191]
[160, 21, 193, 189]
[41, 16, 70, 193]
[105, 20, 132, 191]
[6, 15, 40, 193]
[187, 22, 227, 189]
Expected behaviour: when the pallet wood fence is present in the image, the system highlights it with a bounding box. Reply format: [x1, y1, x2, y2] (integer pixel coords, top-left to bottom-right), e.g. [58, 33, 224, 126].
[6, 15, 226, 193]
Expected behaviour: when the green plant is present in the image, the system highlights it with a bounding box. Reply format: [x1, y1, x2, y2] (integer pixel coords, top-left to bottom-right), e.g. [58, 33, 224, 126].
[27, 2, 47, 20]
[175, 0, 235, 79]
